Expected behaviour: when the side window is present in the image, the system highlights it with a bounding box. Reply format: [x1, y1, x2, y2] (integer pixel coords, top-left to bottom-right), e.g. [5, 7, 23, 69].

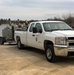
[29, 23, 35, 32]
[35, 23, 42, 33]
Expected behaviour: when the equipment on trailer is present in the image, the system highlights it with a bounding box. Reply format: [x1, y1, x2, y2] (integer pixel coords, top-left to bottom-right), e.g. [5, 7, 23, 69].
[0, 23, 26, 44]
[0, 25, 15, 44]
[2, 26, 14, 44]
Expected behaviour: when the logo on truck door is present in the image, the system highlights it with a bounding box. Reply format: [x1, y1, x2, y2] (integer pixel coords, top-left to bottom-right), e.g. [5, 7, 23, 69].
[36, 37, 37, 41]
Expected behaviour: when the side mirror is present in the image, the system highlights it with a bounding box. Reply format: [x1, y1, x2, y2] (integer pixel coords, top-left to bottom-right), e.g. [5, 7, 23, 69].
[33, 27, 37, 33]
[39, 29, 42, 33]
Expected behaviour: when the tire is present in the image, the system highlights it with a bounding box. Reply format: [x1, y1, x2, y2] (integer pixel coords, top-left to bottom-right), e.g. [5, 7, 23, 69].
[8, 41, 12, 45]
[45, 45, 56, 63]
[0, 38, 4, 45]
[17, 39, 24, 49]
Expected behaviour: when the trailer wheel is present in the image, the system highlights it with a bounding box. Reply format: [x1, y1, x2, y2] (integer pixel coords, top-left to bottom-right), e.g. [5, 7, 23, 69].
[17, 39, 24, 49]
[45, 45, 56, 62]
[0, 38, 4, 45]
[8, 41, 12, 45]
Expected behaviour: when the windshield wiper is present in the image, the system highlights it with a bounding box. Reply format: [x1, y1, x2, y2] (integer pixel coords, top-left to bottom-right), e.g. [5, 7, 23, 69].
[45, 29, 73, 32]
[45, 29, 58, 32]
[52, 29, 60, 31]
[53, 29, 73, 30]
[62, 29, 73, 30]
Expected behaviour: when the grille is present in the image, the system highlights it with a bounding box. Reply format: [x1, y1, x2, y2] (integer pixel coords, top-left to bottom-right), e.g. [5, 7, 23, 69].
[69, 43, 74, 46]
[68, 37, 74, 47]
[68, 37, 74, 40]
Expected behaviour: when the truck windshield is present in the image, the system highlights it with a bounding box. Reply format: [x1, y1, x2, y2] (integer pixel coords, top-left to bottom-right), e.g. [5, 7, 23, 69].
[43, 22, 73, 32]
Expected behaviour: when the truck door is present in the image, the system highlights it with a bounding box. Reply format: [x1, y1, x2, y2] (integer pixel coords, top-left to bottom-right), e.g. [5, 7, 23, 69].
[27, 23, 36, 47]
[34, 23, 43, 49]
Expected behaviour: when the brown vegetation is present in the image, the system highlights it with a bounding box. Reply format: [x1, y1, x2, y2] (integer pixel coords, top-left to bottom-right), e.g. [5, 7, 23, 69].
[0, 14, 74, 28]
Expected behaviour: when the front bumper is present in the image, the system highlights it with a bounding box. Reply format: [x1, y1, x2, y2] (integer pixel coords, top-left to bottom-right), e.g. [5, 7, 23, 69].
[54, 45, 74, 56]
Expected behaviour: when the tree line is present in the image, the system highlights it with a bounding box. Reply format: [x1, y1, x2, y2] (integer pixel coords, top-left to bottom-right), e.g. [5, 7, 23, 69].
[0, 14, 74, 28]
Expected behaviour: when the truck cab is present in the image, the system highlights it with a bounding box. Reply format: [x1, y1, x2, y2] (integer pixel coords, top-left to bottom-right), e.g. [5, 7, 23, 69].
[15, 21, 74, 62]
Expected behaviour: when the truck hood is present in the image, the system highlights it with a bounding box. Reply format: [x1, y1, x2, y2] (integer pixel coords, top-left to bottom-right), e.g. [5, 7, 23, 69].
[52, 30, 74, 37]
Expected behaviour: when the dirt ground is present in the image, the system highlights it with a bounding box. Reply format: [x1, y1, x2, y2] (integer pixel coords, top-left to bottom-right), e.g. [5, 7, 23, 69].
[0, 44, 74, 75]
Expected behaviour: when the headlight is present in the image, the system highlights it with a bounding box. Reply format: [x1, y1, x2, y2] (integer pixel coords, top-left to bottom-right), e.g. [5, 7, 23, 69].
[55, 37, 67, 45]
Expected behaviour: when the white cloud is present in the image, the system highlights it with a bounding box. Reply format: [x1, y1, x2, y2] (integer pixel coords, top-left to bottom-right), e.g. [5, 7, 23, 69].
[0, 0, 74, 20]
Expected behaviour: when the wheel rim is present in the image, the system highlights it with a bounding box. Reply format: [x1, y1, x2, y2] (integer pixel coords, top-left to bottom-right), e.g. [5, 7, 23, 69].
[46, 49, 52, 59]
[17, 41, 20, 48]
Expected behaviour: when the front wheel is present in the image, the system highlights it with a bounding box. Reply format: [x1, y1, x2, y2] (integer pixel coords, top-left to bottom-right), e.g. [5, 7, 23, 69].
[45, 45, 56, 62]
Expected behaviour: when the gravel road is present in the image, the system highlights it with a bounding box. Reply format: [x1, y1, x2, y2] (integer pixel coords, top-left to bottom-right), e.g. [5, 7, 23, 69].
[0, 44, 74, 75]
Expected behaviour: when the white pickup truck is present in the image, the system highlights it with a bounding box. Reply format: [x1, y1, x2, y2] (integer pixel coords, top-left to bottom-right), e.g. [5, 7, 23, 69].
[15, 21, 74, 62]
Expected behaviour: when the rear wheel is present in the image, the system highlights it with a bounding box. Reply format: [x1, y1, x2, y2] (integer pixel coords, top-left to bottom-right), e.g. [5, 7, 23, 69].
[17, 39, 24, 49]
[8, 41, 12, 45]
[45, 45, 56, 62]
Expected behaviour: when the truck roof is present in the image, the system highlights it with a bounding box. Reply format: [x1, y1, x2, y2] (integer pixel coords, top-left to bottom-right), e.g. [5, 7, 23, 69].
[31, 21, 63, 24]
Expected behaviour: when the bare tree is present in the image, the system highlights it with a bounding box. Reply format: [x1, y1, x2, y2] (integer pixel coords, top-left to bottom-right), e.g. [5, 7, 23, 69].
[62, 13, 74, 27]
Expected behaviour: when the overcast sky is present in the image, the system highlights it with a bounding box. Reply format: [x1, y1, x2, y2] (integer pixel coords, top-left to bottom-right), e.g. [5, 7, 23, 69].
[0, 0, 74, 20]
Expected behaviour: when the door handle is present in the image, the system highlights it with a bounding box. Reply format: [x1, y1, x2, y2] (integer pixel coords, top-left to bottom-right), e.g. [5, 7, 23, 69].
[32, 35, 35, 36]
